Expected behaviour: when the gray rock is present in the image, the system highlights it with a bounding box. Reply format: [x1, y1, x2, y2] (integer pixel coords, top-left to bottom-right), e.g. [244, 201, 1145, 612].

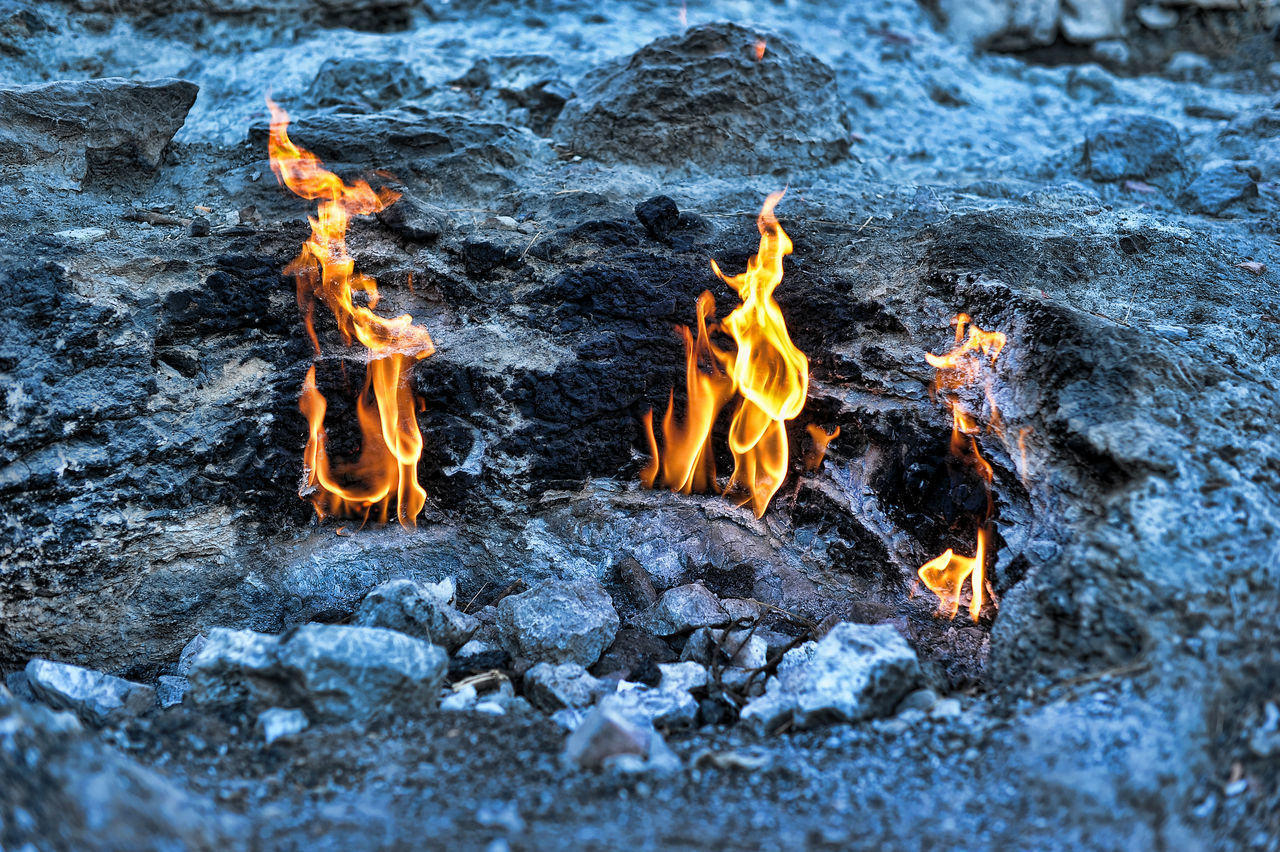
[741, 623, 921, 732]
[563, 705, 680, 772]
[355, 577, 479, 652]
[376, 192, 452, 242]
[1084, 114, 1180, 181]
[5, 669, 35, 701]
[896, 688, 939, 714]
[657, 661, 708, 694]
[306, 57, 427, 110]
[1060, 0, 1124, 43]
[600, 687, 699, 729]
[680, 627, 768, 669]
[523, 662, 610, 712]
[155, 675, 188, 709]
[643, 583, 729, 637]
[495, 578, 619, 667]
[1135, 4, 1179, 28]
[256, 707, 308, 745]
[177, 634, 206, 677]
[187, 624, 448, 721]
[554, 22, 850, 172]
[24, 659, 155, 726]
[937, 0, 1058, 50]
[0, 77, 197, 189]
[1179, 163, 1257, 215]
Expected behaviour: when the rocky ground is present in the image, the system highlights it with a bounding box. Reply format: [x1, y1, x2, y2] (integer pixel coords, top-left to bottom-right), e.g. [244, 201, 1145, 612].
[1, 0, 1279, 850]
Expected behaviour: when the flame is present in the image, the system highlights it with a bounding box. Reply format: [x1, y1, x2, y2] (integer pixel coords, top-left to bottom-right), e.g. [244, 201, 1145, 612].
[917, 314, 1006, 620]
[754, 39, 767, 61]
[678, 0, 687, 28]
[804, 424, 839, 471]
[641, 192, 809, 517]
[268, 98, 435, 529]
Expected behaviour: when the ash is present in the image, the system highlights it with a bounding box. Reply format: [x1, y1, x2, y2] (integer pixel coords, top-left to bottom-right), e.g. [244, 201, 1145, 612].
[1, 1, 1278, 851]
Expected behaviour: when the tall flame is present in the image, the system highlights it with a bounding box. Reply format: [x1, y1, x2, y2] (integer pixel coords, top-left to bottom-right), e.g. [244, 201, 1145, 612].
[641, 192, 809, 517]
[268, 98, 435, 529]
[918, 314, 1006, 621]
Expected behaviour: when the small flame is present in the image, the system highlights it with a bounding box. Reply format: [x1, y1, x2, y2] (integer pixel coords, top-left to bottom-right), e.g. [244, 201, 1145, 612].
[268, 98, 435, 529]
[917, 314, 1006, 620]
[678, 0, 687, 28]
[642, 192, 809, 517]
[804, 424, 839, 471]
[754, 39, 767, 61]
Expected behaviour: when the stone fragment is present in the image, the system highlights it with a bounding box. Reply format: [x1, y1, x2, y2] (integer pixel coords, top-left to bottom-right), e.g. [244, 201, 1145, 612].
[177, 634, 206, 676]
[0, 77, 197, 189]
[1084, 115, 1180, 182]
[256, 707, 308, 745]
[643, 583, 729, 637]
[897, 688, 939, 713]
[1179, 163, 1257, 216]
[563, 706, 680, 772]
[156, 676, 188, 709]
[24, 659, 155, 726]
[555, 22, 850, 172]
[187, 624, 447, 721]
[523, 662, 610, 713]
[681, 627, 768, 669]
[937, 0, 1059, 50]
[1060, 0, 1124, 42]
[600, 687, 699, 729]
[495, 578, 620, 667]
[355, 577, 479, 653]
[1135, 4, 1178, 28]
[657, 661, 708, 694]
[590, 627, 676, 683]
[376, 192, 452, 242]
[306, 57, 427, 109]
[634, 196, 680, 243]
[741, 623, 921, 733]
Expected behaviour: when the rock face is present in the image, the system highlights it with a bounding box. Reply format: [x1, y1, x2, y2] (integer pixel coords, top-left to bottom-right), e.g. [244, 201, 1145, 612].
[741, 623, 921, 732]
[554, 22, 851, 172]
[495, 579, 620, 667]
[1084, 114, 1181, 181]
[0, 78, 197, 189]
[24, 660, 156, 726]
[355, 578, 479, 653]
[187, 624, 447, 721]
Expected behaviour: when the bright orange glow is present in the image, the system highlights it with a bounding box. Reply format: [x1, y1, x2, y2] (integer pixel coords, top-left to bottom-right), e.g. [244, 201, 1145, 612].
[804, 424, 839, 471]
[918, 314, 1006, 620]
[754, 39, 767, 61]
[268, 98, 434, 529]
[641, 193, 810, 517]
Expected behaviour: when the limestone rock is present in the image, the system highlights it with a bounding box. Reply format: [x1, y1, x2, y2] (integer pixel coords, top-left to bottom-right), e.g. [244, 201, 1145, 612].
[24, 659, 155, 727]
[495, 578, 619, 667]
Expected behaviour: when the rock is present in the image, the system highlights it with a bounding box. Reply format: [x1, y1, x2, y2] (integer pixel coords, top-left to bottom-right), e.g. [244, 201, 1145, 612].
[936, 0, 1058, 50]
[256, 707, 308, 745]
[5, 670, 35, 701]
[495, 578, 619, 667]
[657, 661, 708, 694]
[355, 577, 479, 653]
[634, 196, 680, 243]
[563, 706, 679, 772]
[740, 623, 921, 733]
[1084, 115, 1180, 182]
[1060, 0, 1124, 43]
[24, 660, 155, 726]
[680, 627, 767, 669]
[188, 216, 210, 238]
[554, 22, 850, 172]
[1135, 4, 1178, 28]
[187, 624, 448, 721]
[441, 684, 478, 712]
[462, 236, 521, 277]
[0, 77, 197, 189]
[523, 662, 610, 712]
[590, 627, 676, 683]
[930, 697, 963, 719]
[155, 675, 187, 709]
[177, 634, 206, 676]
[897, 688, 939, 713]
[600, 686, 699, 729]
[1179, 163, 1257, 216]
[306, 58, 427, 110]
[1165, 51, 1211, 80]
[376, 192, 452, 242]
[642, 583, 729, 637]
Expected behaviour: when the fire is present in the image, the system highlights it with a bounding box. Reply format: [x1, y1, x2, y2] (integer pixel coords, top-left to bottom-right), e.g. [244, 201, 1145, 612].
[804, 424, 839, 471]
[917, 314, 1006, 620]
[267, 98, 435, 529]
[754, 39, 767, 61]
[642, 192, 809, 517]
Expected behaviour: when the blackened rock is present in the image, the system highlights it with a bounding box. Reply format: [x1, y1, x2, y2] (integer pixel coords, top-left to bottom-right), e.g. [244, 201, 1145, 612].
[740, 623, 921, 732]
[377, 192, 451, 242]
[188, 216, 210, 237]
[591, 627, 677, 682]
[555, 22, 851, 172]
[635, 195, 680, 243]
[1084, 114, 1180, 182]
[306, 57, 427, 110]
[495, 578, 620, 667]
[355, 577, 479, 653]
[462, 237, 520, 277]
[0, 77, 197, 189]
[24, 659, 155, 726]
[1178, 163, 1257, 216]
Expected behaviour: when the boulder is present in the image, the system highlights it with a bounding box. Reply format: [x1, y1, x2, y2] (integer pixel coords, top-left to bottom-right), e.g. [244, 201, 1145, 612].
[0, 78, 197, 189]
[1084, 114, 1180, 182]
[355, 577, 479, 652]
[187, 624, 448, 721]
[495, 578, 619, 667]
[740, 623, 921, 732]
[554, 22, 851, 172]
[24, 660, 155, 726]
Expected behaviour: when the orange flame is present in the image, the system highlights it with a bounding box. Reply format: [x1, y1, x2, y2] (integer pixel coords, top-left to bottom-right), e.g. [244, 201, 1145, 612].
[754, 39, 767, 61]
[642, 192, 809, 517]
[917, 314, 1006, 620]
[268, 98, 435, 529]
[804, 424, 839, 471]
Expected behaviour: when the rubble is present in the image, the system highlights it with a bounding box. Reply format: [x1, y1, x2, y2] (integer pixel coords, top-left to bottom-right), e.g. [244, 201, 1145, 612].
[24, 660, 155, 726]
[495, 579, 620, 667]
[680, 627, 767, 669]
[355, 577, 480, 653]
